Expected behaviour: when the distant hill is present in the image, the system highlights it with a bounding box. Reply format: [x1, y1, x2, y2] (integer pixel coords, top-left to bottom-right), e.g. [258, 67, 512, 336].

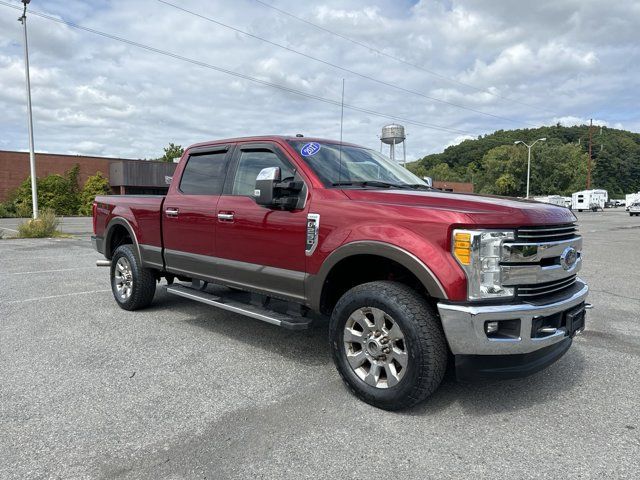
[407, 124, 640, 197]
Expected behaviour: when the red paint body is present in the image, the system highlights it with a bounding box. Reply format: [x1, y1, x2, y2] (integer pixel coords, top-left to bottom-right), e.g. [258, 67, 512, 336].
[94, 136, 577, 302]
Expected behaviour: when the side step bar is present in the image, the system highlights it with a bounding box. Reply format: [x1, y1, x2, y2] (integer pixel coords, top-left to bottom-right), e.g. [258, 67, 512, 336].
[166, 284, 313, 330]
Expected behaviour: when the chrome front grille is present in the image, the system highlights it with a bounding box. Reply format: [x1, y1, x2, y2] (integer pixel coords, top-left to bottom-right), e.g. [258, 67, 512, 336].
[515, 223, 578, 242]
[516, 275, 577, 298]
[501, 223, 582, 299]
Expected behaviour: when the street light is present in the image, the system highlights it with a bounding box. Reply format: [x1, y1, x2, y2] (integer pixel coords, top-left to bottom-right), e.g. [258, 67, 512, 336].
[18, 0, 38, 219]
[514, 138, 546, 198]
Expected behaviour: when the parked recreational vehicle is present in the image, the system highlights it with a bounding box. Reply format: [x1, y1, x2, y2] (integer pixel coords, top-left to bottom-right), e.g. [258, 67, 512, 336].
[572, 189, 608, 211]
[533, 195, 567, 207]
[625, 192, 640, 211]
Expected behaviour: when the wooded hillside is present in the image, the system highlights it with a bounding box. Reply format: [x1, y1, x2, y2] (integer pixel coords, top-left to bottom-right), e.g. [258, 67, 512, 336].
[408, 124, 640, 197]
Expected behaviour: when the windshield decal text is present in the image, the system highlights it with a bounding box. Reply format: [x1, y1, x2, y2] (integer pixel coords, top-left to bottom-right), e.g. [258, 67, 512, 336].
[300, 142, 321, 157]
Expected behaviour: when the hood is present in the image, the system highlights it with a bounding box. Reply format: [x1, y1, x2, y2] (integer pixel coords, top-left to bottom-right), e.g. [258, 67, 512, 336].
[342, 189, 577, 227]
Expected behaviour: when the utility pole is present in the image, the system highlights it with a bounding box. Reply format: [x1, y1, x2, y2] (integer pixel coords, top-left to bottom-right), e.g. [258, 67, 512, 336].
[19, 0, 38, 219]
[587, 118, 593, 190]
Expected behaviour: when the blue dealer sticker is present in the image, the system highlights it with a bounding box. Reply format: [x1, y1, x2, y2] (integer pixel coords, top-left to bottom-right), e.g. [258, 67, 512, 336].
[300, 142, 321, 157]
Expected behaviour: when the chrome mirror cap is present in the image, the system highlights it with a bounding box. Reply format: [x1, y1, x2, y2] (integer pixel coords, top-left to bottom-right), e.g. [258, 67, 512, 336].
[257, 166, 281, 182]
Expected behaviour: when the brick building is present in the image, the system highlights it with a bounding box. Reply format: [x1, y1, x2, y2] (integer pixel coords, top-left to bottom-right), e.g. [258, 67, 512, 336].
[0, 150, 177, 202]
[433, 181, 474, 193]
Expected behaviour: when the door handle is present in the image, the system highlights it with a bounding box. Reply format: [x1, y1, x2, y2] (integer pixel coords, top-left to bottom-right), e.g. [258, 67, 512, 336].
[217, 212, 234, 222]
[165, 208, 179, 217]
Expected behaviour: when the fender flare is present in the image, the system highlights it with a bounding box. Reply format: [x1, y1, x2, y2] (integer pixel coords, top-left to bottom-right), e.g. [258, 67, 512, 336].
[306, 240, 448, 311]
[104, 217, 141, 261]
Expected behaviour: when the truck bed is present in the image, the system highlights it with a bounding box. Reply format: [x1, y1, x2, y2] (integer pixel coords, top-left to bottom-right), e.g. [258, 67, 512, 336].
[94, 195, 165, 251]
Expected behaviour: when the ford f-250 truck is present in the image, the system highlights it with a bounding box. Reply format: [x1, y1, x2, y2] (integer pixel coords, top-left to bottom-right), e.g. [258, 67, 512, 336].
[92, 135, 589, 410]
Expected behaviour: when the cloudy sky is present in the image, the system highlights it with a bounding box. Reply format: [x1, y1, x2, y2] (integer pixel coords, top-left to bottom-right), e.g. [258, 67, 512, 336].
[0, 0, 638, 160]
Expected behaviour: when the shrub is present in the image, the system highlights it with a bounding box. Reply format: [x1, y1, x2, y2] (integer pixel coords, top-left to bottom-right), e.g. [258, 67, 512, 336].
[79, 172, 110, 215]
[17, 209, 61, 238]
[0, 202, 17, 218]
[10, 164, 81, 217]
[1, 167, 112, 219]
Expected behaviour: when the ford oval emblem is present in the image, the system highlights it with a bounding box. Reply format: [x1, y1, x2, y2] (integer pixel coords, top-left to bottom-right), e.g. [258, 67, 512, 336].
[300, 142, 321, 157]
[560, 247, 578, 271]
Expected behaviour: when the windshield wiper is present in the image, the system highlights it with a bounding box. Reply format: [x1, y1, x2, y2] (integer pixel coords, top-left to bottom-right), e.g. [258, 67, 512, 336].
[331, 180, 410, 189]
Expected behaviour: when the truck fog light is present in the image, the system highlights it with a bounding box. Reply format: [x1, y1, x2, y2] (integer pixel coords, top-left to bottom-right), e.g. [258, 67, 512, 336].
[485, 321, 499, 334]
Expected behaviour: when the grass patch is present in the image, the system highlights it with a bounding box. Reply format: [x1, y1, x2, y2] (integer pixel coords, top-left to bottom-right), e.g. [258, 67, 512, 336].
[17, 209, 69, 238]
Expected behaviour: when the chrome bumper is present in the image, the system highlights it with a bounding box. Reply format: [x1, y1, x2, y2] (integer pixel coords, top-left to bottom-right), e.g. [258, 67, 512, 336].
[437, 280, 589, 355]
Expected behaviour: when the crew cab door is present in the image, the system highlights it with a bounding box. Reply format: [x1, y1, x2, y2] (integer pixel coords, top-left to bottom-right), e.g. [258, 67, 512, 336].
[214, 142, 309, 302]
[163, 145, 232, 278]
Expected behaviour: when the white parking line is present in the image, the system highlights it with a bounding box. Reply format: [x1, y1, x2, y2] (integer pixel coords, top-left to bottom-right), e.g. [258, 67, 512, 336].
[1, 289, 111, 305]
[0, 267, 97, 276]
[0, 226, 19, 232]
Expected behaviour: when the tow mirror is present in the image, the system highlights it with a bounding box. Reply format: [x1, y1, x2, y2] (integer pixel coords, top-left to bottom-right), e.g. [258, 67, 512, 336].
[254, 166, 303, 210]
[255, 167, 281, 206]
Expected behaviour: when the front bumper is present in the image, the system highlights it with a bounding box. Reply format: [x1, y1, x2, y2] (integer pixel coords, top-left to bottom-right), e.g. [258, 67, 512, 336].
[437, 279, 588, 357]
[454, 338, 573, 381]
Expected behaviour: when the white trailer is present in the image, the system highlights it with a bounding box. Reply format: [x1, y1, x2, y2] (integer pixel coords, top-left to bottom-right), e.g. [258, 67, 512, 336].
[572, 189, 608, 211]
[625, 192, 640, 209]
[533, 195, 567, 207]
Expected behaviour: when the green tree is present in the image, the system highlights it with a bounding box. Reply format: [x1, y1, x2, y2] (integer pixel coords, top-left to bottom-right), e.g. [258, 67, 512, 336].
[476, 145, 526, 195]
[495, 173, 518, 196]
[411, 124, 640, 197]
[158, 143, 184, 163]
[79, 172, 111, 215]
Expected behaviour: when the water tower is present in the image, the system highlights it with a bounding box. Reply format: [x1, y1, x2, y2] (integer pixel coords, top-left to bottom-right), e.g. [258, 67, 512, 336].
[380, 124, 406, 165]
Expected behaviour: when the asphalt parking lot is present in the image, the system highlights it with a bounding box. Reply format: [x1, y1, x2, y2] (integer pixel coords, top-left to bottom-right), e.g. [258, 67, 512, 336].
[1, 211, 639, 479]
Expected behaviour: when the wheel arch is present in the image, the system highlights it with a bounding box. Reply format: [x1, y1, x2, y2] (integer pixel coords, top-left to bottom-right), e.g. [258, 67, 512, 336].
[307, 241, 448, 315]
[105, 217, 141, 261]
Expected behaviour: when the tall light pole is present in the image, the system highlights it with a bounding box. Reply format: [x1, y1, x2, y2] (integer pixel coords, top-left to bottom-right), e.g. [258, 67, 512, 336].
[19, 0, 38, 219]
[514, 137, 546, 198]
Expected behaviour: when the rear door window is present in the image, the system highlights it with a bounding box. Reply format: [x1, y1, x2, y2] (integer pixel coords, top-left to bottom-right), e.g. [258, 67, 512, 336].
[179, 151, 229, 195]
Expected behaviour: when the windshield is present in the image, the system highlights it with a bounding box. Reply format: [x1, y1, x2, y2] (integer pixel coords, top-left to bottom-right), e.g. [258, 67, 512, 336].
[288, 140, 428, 188]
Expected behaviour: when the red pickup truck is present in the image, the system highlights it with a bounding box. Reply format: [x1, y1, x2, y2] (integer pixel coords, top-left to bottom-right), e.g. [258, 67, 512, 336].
[92, 135, 589, 410]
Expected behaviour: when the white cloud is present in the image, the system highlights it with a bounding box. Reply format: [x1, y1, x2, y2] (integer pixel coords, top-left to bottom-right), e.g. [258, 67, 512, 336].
[0, 0, 637, 160]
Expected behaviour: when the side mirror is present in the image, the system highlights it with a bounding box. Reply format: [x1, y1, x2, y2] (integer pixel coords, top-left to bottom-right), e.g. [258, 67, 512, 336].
[422, 176, 433, 187]
[254, 167, 304, 210]
[255, 167, 281, 207]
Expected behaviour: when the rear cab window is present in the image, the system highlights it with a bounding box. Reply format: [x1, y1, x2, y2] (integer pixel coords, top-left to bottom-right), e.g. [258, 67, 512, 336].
[179, 150, 229, 195]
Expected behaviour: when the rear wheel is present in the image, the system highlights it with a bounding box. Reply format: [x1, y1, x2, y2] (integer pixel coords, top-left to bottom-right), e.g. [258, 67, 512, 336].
[329, 281, 447, 410]
[110, 244, 156, 310]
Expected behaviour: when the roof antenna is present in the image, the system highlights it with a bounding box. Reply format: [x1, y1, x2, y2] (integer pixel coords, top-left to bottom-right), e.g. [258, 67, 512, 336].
[338, 78, 345, 184]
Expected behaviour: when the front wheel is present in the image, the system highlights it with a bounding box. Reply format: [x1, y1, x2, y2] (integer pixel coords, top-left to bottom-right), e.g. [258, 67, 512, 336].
[110, 244, 156, 310]
[329, 281, 447, 410]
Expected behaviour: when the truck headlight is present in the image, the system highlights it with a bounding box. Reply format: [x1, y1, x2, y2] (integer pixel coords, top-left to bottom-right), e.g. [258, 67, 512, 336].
[452, 229, 515, 300]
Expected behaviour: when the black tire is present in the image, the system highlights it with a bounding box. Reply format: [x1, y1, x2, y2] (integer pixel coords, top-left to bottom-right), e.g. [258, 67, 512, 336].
[329, 281, 447, 410]
[110, 244, 156, 311]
